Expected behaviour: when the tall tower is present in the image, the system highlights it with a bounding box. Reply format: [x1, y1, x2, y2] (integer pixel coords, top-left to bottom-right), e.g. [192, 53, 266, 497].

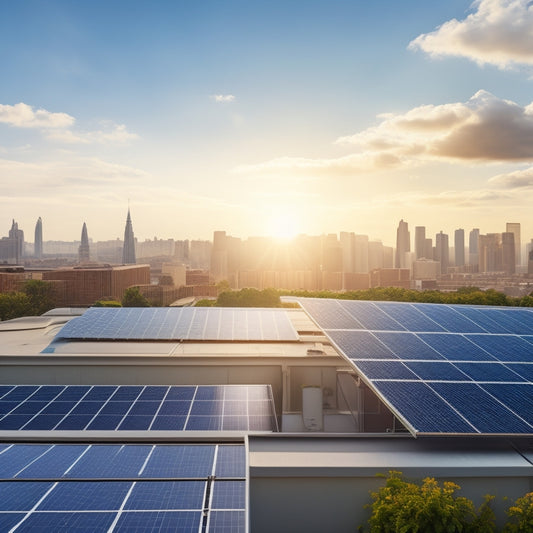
[34, 217, 43, 259]
[122, 208, 137, 264]
[78, 222, 90, 263]
[395, 219, 410, 268]
[435, 231, 449, 275]
[469, 228, 480, 268]
[414, 226, 426, 259]
[454, 229, 465, 268]
[506, 223, 521, 269]
[9, 220, 24, 264]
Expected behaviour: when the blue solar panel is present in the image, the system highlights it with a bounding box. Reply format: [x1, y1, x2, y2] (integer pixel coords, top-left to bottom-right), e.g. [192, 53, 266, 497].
[430, 382, 533, 433]
[373, 332, 445, 360]
[352, 361, 418, 380]
[465, 335, 533, 363]
[0, 385, 276, 433]
[417, 334, 496, 361]
[481, 384, 533, 425]
[480, 309, 533, 335]
[54, 306, 298, 341]
[12, 511, 116, 532]
[506, 364, 533, 381]
[15, 445, 86, 478]
[327, 330, 396, 359]
[454, 362, 527, 382]
[299, 298, 364, 329]
[415, 304, 487, 333]
[211, 480, 246, 509]
[216, 445, 246, 478]
[114, 511, 202, 533]
[209, 511, 246, 532]
[453, 307, 514, 334]
[341, 300, 405, 331]
[126, 481, 206, 510]
[372, 381, 475, 433]
[0, 482, 54, 510]
[404, 362, 471, 381]
[141, 445, 215, 478]
[372, 302, 446, 332]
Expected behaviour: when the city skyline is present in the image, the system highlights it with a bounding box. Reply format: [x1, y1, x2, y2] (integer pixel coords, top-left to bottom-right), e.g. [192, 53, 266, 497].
[2, 1, 533, 243]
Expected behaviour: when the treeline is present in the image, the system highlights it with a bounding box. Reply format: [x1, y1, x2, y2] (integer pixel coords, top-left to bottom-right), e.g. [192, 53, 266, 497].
[196, 286, 533, 308]
[0, 280, 57, 321]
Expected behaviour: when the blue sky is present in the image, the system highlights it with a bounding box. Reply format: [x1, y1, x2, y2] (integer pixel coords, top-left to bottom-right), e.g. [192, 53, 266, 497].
[2, 0, 533, 246]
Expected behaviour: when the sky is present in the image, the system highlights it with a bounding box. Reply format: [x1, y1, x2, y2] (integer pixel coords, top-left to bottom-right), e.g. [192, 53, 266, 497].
[2, 0, 533, 247]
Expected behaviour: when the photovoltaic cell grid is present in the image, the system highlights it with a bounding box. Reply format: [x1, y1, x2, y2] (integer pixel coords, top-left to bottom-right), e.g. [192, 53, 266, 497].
[0, 385, 277, 433]
[297, 298, 533, 436]
[54, 306, 299, 342]
[0, 443, 246, 532]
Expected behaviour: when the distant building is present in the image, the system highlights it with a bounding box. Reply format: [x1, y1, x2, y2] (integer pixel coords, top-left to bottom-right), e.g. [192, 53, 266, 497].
[370, 268, 410, 289]
[413, 258, 439, 281]
[78, 223, 90, 264]
[479, 233, 503, 273]
[435, 231, 449, 275]
[469, 228, 480, 267]
[122, 209, 136, 264]
[414, 226, 426, 259]
[502, 232, 516, 275]
[395, 220, 410, 268]
[454, 229, 465, 268]
[43, 264, 150, 306]
[34, 217, 43, 259]
[506, 222, 521, 268]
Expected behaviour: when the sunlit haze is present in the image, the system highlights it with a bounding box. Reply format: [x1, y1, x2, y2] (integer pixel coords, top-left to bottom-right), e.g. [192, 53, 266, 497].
[2, 1, 533, 246]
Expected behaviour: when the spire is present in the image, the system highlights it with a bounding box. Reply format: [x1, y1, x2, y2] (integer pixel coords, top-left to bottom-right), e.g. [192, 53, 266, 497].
[78, 222, 90, 263]
[122, 208, 136, 264]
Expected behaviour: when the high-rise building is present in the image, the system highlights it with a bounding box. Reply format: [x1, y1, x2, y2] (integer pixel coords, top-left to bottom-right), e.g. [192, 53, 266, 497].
[34, 217, 43, 259]
[78, 222, 90, 263]
[506, 223, 521, 268]
[9, 220, 24, 264]
[395, 219, 410, 268]
[478, 233, 502, 273]
[469, 228, 480, 267]
[354, 235, 369, 273]
[414, 226, 426, 259]
[122, 209, 136, 264]
[502, 232, 515, 275]
[435, 231, 449, 275]
[454, 229, 465, 268]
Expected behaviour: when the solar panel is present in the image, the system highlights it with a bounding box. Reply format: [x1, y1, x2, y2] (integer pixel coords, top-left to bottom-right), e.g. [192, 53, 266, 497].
[0, 385, 277, 433]
[297, 297, 533, 436]
[53, 307, 299, 342]
[0, 443, 247, 532]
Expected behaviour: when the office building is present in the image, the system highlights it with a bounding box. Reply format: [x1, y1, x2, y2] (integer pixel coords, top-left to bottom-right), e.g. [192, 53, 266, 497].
[469, 228, 480, 267]
[506, 222, 521, 268]
[395, 219, 410, 268]
[435, 231, 449, 275]
[454, 229, 465, 268]
[414, 226, 426, 259]
[502, 232, 516, 275]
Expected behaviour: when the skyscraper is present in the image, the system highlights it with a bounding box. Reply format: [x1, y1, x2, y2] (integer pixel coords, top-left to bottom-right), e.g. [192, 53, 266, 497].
[454, 229, 465, 268]
[502, 232, 515, 275]
[469, 228, 480, 267]
[122, 209, 137, 264]
[435, 231, 449, 275]
[395, 219, 410, 268]
[78, 222, 90, 263]
[506, 223, 521, 269]
[34, 217, 43, 259]
[9, 220, 24, 264]
[414, 226, 426, 259]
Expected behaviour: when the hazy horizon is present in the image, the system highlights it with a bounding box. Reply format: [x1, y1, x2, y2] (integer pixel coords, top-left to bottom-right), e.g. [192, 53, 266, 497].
[2, 1, 533, 245]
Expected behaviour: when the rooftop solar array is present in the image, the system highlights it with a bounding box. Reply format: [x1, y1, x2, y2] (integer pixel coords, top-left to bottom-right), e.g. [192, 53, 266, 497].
[298, 298, 533, 436]
[0, 385, 277, 433]
[0, 443, 246, 532]
[54, 307, 299, 342]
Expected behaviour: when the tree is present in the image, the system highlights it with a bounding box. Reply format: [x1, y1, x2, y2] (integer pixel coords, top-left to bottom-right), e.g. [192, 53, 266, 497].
[121, 287, 150, 307]
[504, 492, 533, 532]
[0, 292, 32, 321]
[93, 299, 122, 307]
[22, 280, 56, 316]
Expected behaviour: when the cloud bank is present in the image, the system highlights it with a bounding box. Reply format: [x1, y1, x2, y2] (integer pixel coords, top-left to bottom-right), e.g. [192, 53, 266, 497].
[409, 0, 533, 68]
[211, 94, 235, 103]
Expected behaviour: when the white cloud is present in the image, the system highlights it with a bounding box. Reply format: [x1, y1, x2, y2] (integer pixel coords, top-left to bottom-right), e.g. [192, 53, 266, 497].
[409, 0, 533, 68]
[0, 102, 75, 129]
[488, 166, 533, 188]
[337, 91, 533, 162]
[46, 123, 139, 144]
[211, 94, 235, 103]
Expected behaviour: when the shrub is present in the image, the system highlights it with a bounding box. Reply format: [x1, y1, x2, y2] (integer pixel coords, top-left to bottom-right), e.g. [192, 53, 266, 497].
[367, 471, 495, 533]
[504, 492, 533, 532]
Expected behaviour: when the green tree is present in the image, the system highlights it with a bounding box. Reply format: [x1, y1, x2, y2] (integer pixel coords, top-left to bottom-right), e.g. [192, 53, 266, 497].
[504, 492, 533, 532]
[367, 471, 495, 533]
[121, 287, 150, 307]
[0, 292, 32, 321]
[93, 299, 122, 307]
[22, 280, 56, 315]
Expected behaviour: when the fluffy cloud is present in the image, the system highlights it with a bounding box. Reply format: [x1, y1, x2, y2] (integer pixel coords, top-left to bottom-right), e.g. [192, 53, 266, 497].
[211, 94, 235, 103]
[409, 0, 533, 68]
[488, 166, 533, 188]
[0, 102, 74, 129]
[338, 91, 533, 162]
[0, 102, 138, 145]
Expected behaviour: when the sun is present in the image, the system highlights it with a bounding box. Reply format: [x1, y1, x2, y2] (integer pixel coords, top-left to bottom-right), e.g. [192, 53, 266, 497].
[266, 210, 300, 241]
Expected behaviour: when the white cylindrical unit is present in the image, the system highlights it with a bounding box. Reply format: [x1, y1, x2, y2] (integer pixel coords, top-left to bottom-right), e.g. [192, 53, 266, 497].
[302, 385, 323, 431]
